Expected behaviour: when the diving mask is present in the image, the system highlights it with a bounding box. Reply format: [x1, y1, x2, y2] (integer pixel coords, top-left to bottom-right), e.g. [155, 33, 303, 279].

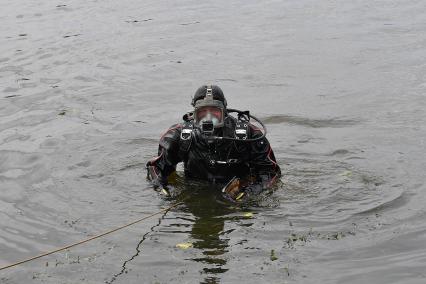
[195, 106, 223, 127]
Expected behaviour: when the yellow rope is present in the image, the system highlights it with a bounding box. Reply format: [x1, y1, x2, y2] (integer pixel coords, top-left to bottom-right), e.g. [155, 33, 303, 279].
[0, 201, 183, 271]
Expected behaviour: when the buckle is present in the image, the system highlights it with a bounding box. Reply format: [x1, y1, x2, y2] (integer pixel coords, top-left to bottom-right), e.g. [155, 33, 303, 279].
[235, 129, 247, 140]
[206, 85, 213, 97]
[180, 128, 192, 140]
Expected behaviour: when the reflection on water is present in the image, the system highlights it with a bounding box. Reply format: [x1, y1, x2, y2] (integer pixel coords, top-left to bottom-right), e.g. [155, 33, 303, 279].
[106, 179, 239, 284]
[180, 185, 231, 281]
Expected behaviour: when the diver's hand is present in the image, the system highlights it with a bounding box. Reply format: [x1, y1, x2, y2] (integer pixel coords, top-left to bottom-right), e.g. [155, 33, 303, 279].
[146, 165, 177, 197]
[222, 177, 267, 202]
[147, 165, 167, 187]
[158, 185, 179, 197]
[222, 177, 246, 202]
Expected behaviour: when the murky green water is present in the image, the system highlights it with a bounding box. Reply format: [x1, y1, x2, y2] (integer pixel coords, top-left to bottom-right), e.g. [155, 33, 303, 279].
[1, 0, 426, 283]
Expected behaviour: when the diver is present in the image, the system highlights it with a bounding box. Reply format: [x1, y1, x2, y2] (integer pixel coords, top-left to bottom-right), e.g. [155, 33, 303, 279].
[146, 84, 281, 201]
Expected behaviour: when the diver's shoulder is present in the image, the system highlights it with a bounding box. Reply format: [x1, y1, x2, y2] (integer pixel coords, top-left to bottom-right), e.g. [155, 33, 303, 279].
[166, 123, 184, 130]
[248, 122, 266, 139]
[160, 123, 183, 140]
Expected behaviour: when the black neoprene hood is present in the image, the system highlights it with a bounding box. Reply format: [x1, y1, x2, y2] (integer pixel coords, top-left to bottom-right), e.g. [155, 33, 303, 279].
[191, 85, 227, 108]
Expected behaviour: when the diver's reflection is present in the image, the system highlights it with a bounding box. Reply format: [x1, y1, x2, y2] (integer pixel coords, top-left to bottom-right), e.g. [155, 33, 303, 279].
[179, 183, 234, 283]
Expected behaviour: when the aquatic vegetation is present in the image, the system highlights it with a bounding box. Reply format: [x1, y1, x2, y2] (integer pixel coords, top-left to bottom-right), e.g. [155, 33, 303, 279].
[176, 242, 193, 250]
[243, 212, 253, 218]
[270, 249, 278, 261]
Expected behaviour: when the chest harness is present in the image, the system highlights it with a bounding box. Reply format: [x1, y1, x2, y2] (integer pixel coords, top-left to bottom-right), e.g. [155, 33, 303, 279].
[178, 109, 262, 167]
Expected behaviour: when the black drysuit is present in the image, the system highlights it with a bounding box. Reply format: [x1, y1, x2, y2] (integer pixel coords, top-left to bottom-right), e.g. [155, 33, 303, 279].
[147, 115, 281, 190]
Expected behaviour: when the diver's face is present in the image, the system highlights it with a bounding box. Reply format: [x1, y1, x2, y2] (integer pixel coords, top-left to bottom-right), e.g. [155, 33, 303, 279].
[195, 106, 223, 127]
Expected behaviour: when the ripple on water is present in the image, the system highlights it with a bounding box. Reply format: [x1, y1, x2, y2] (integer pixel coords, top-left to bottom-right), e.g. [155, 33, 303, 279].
[279, 156, 397, 227]
[262, 114, 360, 128]
[3, 88, 20, 93]
[39, 138, 63, 150]
[40, 78, 61, 85]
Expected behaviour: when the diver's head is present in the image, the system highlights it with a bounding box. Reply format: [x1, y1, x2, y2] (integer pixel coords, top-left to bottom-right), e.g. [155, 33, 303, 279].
[192, 85, 227, 135]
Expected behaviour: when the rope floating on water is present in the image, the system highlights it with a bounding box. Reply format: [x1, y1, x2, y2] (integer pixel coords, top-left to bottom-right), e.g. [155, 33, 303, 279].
[0, 201, 183, 271]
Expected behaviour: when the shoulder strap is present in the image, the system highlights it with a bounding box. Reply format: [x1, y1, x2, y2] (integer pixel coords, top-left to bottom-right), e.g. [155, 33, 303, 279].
[179, 121, 194, 153]
[235, 120, 249, 140]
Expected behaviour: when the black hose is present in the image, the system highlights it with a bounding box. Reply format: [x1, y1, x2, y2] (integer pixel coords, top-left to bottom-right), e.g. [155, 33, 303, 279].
[213, 108, 267, 142]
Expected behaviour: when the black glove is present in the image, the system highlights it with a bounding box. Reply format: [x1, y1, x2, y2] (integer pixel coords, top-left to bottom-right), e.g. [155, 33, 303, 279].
[146, 165, 172, 196]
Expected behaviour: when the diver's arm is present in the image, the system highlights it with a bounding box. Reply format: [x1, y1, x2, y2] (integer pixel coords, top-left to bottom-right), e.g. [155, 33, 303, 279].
[248, 126, 281, 189]
[146, 124, 183, 188]
[223, 127, 281, 201]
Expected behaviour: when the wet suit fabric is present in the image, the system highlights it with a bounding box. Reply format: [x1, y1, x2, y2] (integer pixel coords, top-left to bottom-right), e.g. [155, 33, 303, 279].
[147, 115, 281, 190]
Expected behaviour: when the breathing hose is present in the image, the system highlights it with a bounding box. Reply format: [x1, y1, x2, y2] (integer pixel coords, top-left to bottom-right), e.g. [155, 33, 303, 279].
[212, 108, 268, 142]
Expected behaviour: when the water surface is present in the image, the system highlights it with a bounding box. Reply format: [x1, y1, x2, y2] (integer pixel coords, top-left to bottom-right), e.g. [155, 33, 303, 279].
[1, 0, 426, 283]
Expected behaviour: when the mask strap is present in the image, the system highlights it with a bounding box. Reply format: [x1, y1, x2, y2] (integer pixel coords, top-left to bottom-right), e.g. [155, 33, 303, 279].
[206, 85, 213, 100]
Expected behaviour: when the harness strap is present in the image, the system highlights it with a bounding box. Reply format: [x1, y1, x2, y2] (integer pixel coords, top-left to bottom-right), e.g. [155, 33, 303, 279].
[179, 121, 193, 153]
[235, 121, 249, 140]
